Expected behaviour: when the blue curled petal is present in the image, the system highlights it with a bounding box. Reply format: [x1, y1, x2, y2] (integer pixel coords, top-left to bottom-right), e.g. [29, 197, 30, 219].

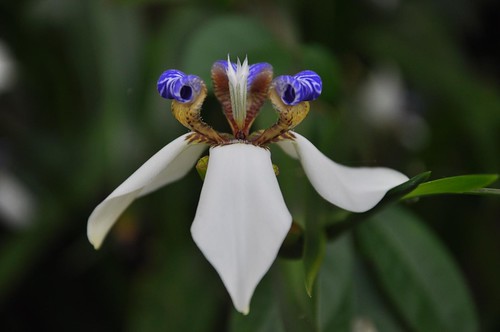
[273, 75, 302, 106]
[214, 60, 272, 89]
[294, 70, 322, 101]
[157, 69, 203, 103]
[248, 62, 272, 86]
[215, 60, 236, 72]
[273, 70, 322, 105]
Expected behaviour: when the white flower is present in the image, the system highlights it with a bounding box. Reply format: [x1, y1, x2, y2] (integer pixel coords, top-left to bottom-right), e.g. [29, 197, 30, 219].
[88, 56, 408, 314]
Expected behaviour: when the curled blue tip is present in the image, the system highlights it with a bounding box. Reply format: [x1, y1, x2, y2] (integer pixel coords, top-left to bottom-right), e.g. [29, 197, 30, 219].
[213, 60, 272, 87]
[214, 59, 234, 71]
[157, 69, 203, 103]
[273, 70, 322, 105]
[248, 62, 272, 86]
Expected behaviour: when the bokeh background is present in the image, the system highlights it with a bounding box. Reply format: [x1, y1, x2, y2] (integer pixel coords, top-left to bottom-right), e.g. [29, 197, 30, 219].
[0, 0, 499, 331]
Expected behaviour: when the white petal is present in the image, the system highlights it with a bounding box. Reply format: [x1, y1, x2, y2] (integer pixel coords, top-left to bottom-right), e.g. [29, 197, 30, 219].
[277, 133, 409, 212]
[88, 133, 207, 249]
[191, 143, 292, 314]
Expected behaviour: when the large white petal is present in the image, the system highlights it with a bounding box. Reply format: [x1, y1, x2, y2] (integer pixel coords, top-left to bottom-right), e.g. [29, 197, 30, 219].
[277, 132, 409, 212]
[88, 133, 207, 249]
[191, 143, 292, 314]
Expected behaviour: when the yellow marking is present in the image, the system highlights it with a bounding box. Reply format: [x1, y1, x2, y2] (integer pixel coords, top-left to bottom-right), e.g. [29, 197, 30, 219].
[196, 155, 209, 180]
[272, 164, 279, 176]
[172, 83, 227, 144]
[251, 88, 309, 145]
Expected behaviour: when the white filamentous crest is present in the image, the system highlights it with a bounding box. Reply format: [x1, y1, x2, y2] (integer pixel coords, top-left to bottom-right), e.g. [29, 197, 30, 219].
[226, 55, 249, 128]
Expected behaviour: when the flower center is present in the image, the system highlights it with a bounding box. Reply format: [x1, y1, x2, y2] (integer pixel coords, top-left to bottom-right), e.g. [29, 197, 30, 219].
[226, 56, 249, 130]
[180, 85, 192, 100]
[158, 58, 322, 146]
[283, 85, 295, 104]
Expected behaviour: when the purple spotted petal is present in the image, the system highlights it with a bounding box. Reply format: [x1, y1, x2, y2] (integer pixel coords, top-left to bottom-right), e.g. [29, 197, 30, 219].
[157, 69, 203, 103]
[273, 70, 322, 105]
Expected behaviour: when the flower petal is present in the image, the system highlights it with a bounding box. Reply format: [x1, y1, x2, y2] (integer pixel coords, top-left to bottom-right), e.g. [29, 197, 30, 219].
[245, 62, 273, 132]
[211, 61, 238, 134]
[273, 70, 322, 105]
[191, 143, 292, 314]
[88, 133, 208, 249]
[157, 70, 204, 103]
[277, 133, 409, 212]
[212, 59, 273, 137]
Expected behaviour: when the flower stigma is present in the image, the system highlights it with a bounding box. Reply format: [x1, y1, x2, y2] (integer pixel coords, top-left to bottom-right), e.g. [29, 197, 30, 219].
[226, 55, 249, 131]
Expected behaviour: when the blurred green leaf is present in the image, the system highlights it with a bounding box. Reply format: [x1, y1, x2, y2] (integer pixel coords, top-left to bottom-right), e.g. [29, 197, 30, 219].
[303, 229, 326, 297]
[278, 222, 304, 259]
[303, 204, 327, 297]
[229, 272, 285, 332]
[182, 15, 289, 82]
[277, 260, 317, 332]
[356, 207, 479, 332]
[325, 171, 431, 240]
[0, 208, 63, 303]
[127, 250, 223, 332]
[352, 260, 405, 332]
[359, 2, 500, 170]
[316, 235, 353, 332]
[403, 174, 498, 199]
[302, 44, 340, 103]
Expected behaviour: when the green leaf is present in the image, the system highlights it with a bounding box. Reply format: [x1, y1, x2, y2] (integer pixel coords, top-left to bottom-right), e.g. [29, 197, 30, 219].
[229, 272, 285, 332]
[356, 207, 479, 332]
[303, 226, 326, 297]
[386, 171, 433, 200]
[0, 209, 64, 303]
[325, 171, 431, 240]
[302, 44, 341, 103]
[278, 222, 304, 259]
[403, 174, 498, 199]
[352, 260, 405, 332]
[182, 15, 289, 82]
[468, 187, 500, 195]
[317, 235, 353, 332]
[277, 260, 318, 332]
[127, 250, 222, 332]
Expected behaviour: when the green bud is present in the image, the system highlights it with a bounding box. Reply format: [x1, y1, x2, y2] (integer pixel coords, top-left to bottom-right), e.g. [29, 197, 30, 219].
[273, 164, 279, 176]
[196, 156, 209, 180]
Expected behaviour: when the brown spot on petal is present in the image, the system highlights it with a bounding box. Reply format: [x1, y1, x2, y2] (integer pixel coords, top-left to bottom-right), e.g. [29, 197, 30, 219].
[211, 62, 239, 136]
[243, 66, 273, 136]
